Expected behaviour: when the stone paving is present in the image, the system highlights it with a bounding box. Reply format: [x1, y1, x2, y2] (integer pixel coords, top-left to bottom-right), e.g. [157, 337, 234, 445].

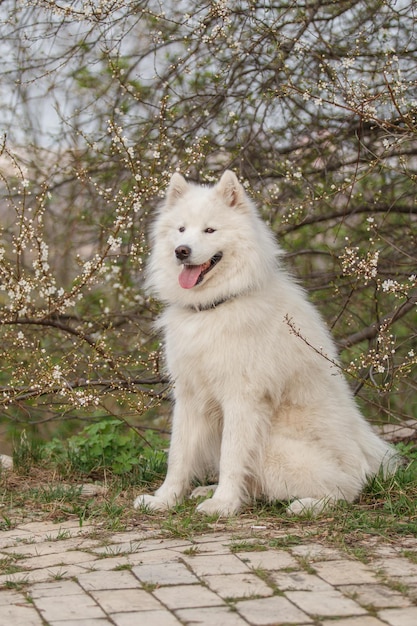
[1, 519, 417, 626]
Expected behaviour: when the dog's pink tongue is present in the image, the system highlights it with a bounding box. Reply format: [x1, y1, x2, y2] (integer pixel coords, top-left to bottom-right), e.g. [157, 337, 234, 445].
[178, 265, 203, 289]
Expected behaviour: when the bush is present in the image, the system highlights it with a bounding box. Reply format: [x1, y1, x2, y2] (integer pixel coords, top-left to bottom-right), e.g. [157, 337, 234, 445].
[43, 420, 167, 483]
[0, 1, 416, 439]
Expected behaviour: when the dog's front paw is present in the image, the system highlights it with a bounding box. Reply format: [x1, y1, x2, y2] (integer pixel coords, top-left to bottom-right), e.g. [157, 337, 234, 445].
[196, 496, 240, 517]
[133, 494, 170, 511]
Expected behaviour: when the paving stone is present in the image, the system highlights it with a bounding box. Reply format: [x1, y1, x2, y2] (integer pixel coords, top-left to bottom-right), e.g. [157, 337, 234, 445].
[14, 521, 93, 542]
[77, 570, 141, 591]
[91, 541, 143, 556]
[0, 530, 37, 549]
[20, 520, 91, 533]
[170, 539, 230, 556]
[180, 539, 232, 554]
[342, 583, 412, 608]
[270, 570, 334, 591]
[286, 589, 365, 617]
[373, 557, 417, 579]
[147, 537, 194, 550]
[90, 588, 163, 613]
[236, 549, 298, 570]
[313, 559, 378, 585]
[3, 519, 417, 626]
[373, 545, 401, 558]
[0, 453, 13, 470]
[0, 602, 44, 626]
[192, 533, 235, 544]
[153, 583, 222, 608]
[33, 593, 106, 621]
[77, 556, 132, 572]
[378, 606, 417, 626]
[12, 521, 58, 534]
[132, 561, 199, 585]
[204, 572, 274, 599]
[127, 548, 182, 564]
[30, 580, 82, 598]
[175, 605, 249, 625]
[182, 553, 251, 576]
[0, 564, 87, 586]
[105, 531, 161, 544]
[48, 621, 112, 626]
[112, 609, 182, 625]
[321, 617, 387, 626]
[401, 538, 417, 550]
[18, 549, 97, 569]
[407, 585, 417, 602]
[1, 537, 95, 557]
[129, 537, 188, 551]
[236, 594, 313, 625]
[290, 543, 343, 560]
[0, 589, 26, 604]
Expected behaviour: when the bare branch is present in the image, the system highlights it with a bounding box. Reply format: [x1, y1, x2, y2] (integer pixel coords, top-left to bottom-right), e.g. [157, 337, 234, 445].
[338, 291, 417, 350]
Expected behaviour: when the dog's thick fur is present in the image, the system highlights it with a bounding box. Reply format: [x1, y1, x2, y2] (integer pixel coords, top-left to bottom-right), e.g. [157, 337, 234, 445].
[134, 170, 396, 516]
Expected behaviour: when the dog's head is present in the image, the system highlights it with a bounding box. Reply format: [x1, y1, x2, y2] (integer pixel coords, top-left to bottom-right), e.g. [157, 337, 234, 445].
[146, 171, 281, 308]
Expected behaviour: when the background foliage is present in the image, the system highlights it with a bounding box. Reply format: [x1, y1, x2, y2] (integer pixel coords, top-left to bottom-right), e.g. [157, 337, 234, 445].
[0, 0, 416, 451]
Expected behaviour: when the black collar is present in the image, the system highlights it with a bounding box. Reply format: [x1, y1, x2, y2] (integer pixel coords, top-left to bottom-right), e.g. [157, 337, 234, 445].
[187, 296, 231, 312]
[184, 288, 255, 312]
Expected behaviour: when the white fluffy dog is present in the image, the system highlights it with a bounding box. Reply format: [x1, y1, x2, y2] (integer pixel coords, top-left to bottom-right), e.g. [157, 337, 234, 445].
[134, 171, 396, 516]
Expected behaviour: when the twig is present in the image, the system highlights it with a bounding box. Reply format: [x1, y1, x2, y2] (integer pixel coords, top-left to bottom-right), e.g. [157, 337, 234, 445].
[338, 291, 417, 350]
[0, 377, 170, 404]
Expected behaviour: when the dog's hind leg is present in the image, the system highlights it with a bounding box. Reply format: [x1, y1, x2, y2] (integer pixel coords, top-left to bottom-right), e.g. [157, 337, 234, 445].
[286, 496, 336, 516]
[190, 485, 218, 499]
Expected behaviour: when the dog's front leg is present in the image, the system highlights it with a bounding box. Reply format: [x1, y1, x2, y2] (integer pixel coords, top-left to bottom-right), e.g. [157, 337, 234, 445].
[134, 396, 207, 512]
[196, 396, 262, 517]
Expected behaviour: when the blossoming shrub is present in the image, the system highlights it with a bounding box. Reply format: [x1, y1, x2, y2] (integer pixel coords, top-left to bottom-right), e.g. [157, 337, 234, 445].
[0, 1, 416, 448]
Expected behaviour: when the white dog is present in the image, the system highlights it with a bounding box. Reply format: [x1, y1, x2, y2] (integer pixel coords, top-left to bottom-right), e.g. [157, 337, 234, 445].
[134, 171, 396, 516]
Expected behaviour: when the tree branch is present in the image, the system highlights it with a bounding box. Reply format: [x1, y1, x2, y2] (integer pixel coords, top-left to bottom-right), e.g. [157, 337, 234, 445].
[279, 204, 417, 234]
[0, 376, 169, 405]
[338, 291, 417, 350]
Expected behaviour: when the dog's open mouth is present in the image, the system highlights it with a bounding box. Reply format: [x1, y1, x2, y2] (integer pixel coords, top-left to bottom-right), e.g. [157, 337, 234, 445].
[178, 253, 223, 289]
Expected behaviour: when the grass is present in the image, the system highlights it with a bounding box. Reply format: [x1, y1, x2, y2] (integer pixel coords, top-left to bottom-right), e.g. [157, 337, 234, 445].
[157, 500, 231, 538]
[250, 566, 285, 595]
[1, 436, 416, 552]
[45, 528, 72, 542]
[182, 546, 201, 556]
[0, 556, 26, 576]
[402, 550, 417, 564]
[3, 579, 30, 591]
[229, 540, 268, 553]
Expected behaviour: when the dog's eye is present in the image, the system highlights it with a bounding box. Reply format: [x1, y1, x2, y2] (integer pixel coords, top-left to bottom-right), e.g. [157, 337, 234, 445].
[178, 226, 185, 233]
[204, 228, 216, 234]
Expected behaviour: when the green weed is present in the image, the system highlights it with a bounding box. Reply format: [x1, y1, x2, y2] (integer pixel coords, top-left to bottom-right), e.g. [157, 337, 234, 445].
[182, 546, 201, 556]
[28, 484, 83, 505]
[0, 556, 26, 576]
[12, 430, 44, 475]
[3, 579, 30, 591]
[45, 528, 72, 542]
[43, 420, 167, 481]
[229, 541, 267, 553]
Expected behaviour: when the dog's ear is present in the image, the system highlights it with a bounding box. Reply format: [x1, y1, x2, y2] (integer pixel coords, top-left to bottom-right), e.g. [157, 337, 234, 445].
[216, 170, 247, 210]
[165, 172, 189, 207]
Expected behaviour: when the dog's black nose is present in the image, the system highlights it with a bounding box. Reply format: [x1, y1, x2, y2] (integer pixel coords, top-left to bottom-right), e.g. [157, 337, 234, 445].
[175, 245, 191, 261]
